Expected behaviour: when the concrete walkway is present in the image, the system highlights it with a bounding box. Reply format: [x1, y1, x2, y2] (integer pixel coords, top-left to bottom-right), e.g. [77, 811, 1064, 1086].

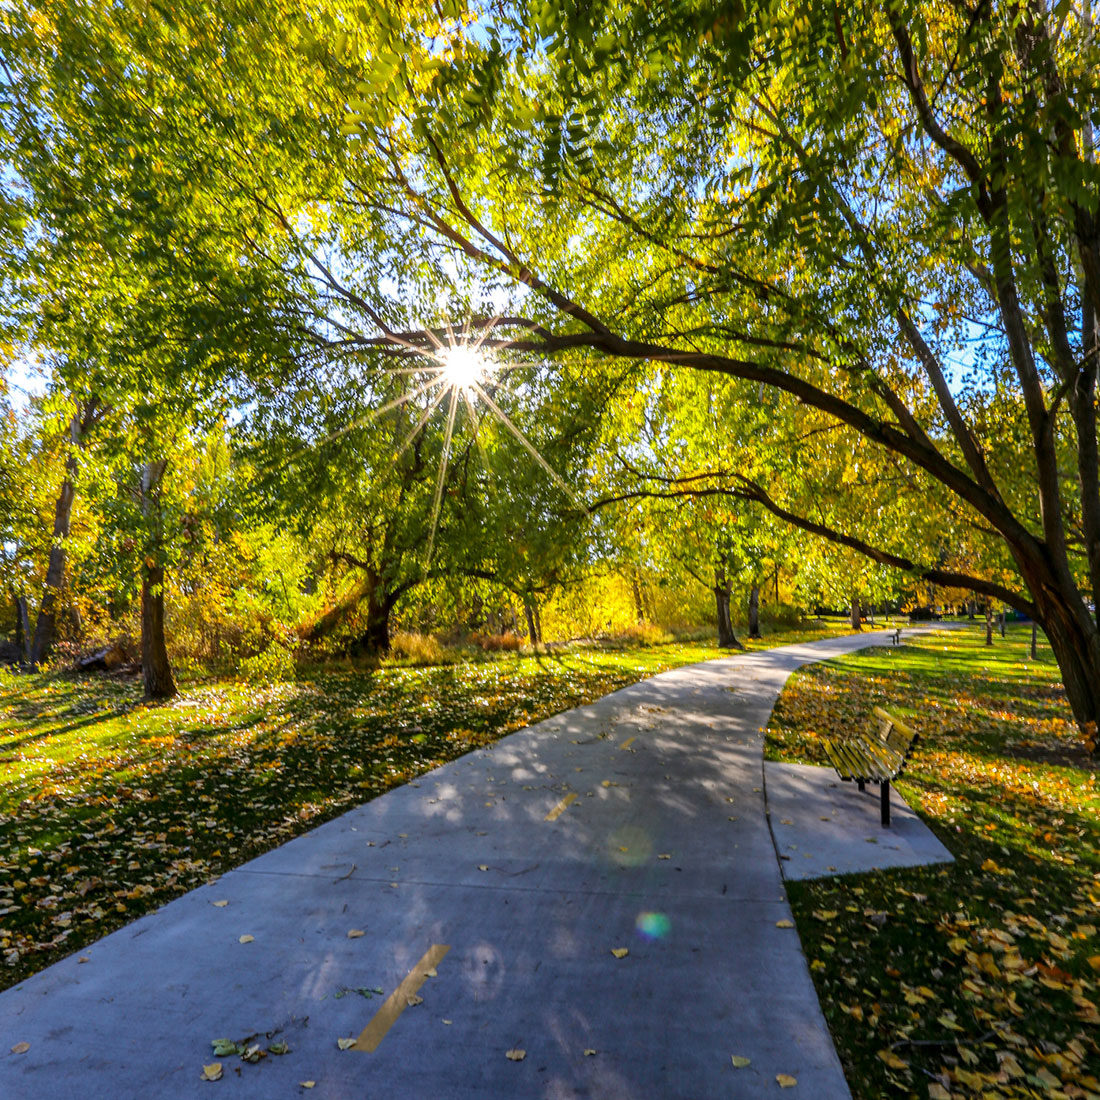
[1, 631, 941, 1098]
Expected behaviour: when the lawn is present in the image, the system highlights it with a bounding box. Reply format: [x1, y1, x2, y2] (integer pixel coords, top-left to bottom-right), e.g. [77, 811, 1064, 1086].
[0, 622, 845, 991]
[767, 625, 1100, 1100]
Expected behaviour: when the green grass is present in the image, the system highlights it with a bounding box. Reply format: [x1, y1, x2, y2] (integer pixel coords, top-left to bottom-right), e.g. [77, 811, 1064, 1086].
[767, 625, 1099, 1099]
[0, 620, 846, 991]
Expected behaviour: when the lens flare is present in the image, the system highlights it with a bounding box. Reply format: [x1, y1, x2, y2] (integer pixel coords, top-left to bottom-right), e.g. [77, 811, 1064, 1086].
[635, 911, 672, 941]
[439, 344, 491, 392]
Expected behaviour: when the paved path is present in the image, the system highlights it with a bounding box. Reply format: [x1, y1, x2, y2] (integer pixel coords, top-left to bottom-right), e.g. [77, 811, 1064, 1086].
[1, 631, 914, 1098]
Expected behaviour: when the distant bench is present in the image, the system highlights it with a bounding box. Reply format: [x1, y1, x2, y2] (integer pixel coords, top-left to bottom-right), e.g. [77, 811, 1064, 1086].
[823, 707, 919, 827]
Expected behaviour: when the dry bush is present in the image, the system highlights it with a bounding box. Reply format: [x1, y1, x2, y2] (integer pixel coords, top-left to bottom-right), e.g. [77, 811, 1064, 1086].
[469, 631, 525, 652]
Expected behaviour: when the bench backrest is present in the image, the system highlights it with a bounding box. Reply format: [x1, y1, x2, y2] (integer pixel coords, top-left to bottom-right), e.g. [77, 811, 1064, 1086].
[872, 705, 918, 759]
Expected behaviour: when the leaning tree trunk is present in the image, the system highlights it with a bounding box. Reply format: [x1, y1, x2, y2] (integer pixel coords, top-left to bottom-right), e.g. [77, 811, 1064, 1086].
[140, 460, 176, 701]
[714, 583, 743, 648]
[747, 583, 761, 638]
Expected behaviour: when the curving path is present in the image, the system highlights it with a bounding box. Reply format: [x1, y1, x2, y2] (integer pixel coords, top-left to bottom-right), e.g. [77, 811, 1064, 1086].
[1, 631, 917, 1098]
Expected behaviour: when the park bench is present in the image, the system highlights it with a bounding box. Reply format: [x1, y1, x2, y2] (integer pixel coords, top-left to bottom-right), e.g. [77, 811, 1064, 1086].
[823, 706, 918, 827]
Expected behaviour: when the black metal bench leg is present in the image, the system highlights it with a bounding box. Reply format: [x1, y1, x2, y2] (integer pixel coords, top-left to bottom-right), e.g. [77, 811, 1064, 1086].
[881, 780, 890, 827]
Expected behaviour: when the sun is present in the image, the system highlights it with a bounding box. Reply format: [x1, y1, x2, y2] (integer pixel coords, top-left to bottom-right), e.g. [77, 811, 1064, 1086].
[438, 344, 491, 392]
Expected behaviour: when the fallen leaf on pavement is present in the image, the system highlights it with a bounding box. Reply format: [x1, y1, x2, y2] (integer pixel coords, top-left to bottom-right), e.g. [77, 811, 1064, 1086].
[506, 1048, 526, 1061]
[776, 1074, 797, 1087]
[584, 1049, 596, 1056]
[611, 947, 629, 958]
[337, 1038, 356, 1050]
[347, 929, 364, 938]
[731, 1055, 751, 1067]
[775, 920, 794, 929]
[406, 994, 423, 1007]
[238, 934, 254, 944]
[10, 1042, 30, 1054]
[212, 900, 228, 908]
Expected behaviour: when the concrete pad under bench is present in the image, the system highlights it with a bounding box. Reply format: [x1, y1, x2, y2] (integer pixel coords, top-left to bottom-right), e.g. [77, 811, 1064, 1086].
[764, 762, 954, 881]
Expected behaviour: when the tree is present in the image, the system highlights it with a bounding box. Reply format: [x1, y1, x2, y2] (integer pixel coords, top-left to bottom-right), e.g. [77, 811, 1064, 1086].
[319, 1, 1100, 745]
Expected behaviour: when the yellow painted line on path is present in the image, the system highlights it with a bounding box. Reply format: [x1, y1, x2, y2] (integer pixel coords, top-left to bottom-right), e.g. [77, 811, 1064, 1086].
[353, 944, 450, 1052]
[619, 736, 636, 750]
[545, 792, 577, 822]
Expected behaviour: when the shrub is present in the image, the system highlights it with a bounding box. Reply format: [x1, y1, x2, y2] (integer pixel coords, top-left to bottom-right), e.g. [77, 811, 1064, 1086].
[469, 631, 525, 652]
[616, 622, 674, 646]
[387, 631, 447, 665]
[238, 641, 297, 683]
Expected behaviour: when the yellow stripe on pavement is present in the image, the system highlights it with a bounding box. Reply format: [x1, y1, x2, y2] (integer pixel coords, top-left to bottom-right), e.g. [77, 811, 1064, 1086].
[352, 944, 450, 1052]
[545, 792, 577, 821]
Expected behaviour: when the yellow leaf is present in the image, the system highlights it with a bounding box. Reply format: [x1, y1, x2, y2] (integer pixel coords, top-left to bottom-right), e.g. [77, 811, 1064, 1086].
[506, 1048, 526, 1061]
[238, 934, 254, 944]
[1088, 955, 1100, 972]
[337, 1038, 356, 1050]
[776, 920, 794, 929]
[584, 1049, 596, 1056]
[300, 1082, 316, 1089]
[406, 994, 423, 1007]
[878, 1049, 908, 1070]
[478, 865, 488, 872]
[10, 1042, 30, 1054]
[813, 910, 838, 921]
[927, 1085, 950, 1099]
[658, 854, 671, 860]
[201, 1063, 223, 1081]
[424, 967, 438, 978]
[611, 947, 629, 958]
[212, 900, 228, 908]
[347, 929, 364, 938]
[731, 1055, 751, 1067]
[776, 1074, 797, 1087]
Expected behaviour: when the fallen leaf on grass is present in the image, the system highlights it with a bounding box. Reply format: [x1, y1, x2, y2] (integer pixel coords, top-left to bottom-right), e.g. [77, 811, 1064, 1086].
[212, 900, 228, 908]
[731, 1055, 751, 1067]
[776, 1074, 797, 1087]
[877, 1049, 907, 1070]
[775, 920, 794, 929]
[201, 1063, 223, 1081]
[10, 1042, 30, 1054]
[927, 1085, 950, 1100]
[238, 934, 254, 944]
[611, 947, 629, 958]
[812, 910, 838, 922]
[337, 1038, 357, 1050]
[347, 929, 364, 938]
[506, 1048, 526, 1061]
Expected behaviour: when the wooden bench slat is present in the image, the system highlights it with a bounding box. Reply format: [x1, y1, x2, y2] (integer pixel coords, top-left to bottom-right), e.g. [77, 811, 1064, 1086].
[824, 707, 919, 826]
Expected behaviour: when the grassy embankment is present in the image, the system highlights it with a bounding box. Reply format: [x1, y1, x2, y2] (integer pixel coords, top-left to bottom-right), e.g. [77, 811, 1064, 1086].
[0, 622, 845, 991]
[767, 625, 1099, 1100]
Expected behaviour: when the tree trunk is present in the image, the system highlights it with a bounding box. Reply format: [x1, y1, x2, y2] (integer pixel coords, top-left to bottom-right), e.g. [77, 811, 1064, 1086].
[14, 592, 30, 662]
[140, 460, 176, 701]
[1030, 620, 1038, 660]
[523, 592, 540, 644]
[999, 610, 1006, 637]
[630, 570, 645, 623]
[748, 583, 761, 638]
[967, 600, 976, 620]
[985, 604, 994, 646]
[141, 560, 176, 700]
[29, 457, 77, 666]
[850, 591, 862, 630]
[352, 581, 394, 655]
[714, 584, 742, 648]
